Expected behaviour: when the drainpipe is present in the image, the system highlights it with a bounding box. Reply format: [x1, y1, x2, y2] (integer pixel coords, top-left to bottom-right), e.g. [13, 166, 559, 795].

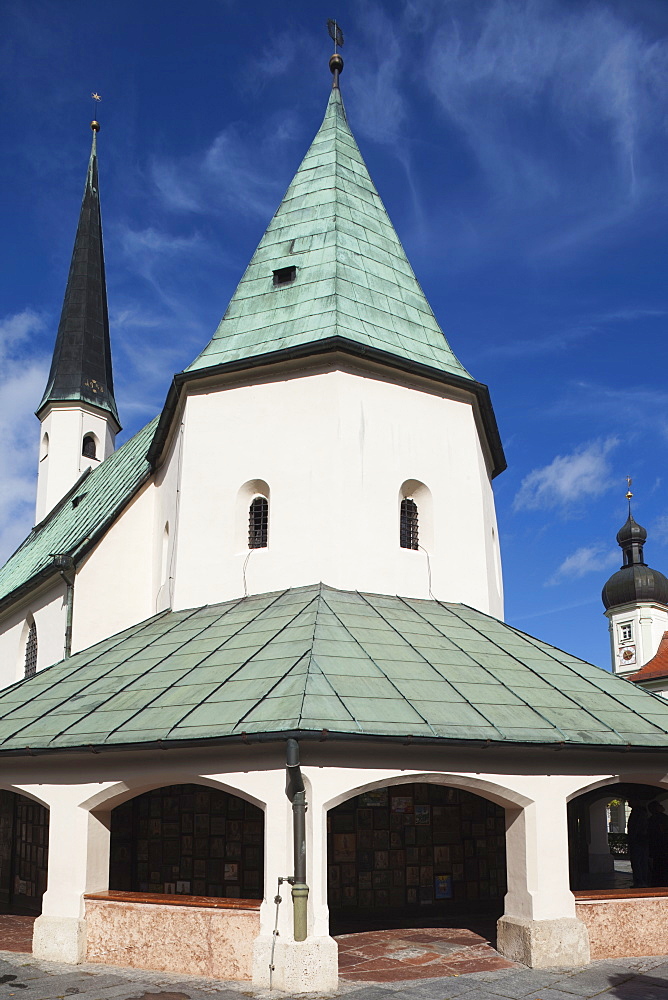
[285, 737, 308, 942]
[53, 555, 75, 659]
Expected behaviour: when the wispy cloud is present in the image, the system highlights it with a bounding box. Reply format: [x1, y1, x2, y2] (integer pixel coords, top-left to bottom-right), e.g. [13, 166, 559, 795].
[548, 543, 618, 585]
[487, 307, 668, 360]
[150, 115, 300, 221]
[514, 437, 618, 512]
[419, 0, 668, 256]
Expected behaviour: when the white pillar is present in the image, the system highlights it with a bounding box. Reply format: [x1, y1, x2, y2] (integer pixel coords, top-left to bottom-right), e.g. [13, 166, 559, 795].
[497, 791, 589, 967]
[252, 774, 338, 993]
[33, 792, 110, 963]
[588, 799, 614, 873]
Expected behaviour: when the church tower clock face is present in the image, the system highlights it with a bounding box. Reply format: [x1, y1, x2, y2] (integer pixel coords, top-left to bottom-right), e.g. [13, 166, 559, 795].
[618, 645, 637, 667]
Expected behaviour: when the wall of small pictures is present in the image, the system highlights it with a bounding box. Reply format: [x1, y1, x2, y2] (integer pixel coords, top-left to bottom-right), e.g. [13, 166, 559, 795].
[327, 783, 506, 912]
[109, 783, 263, 900]
[0, 790, 49, 914]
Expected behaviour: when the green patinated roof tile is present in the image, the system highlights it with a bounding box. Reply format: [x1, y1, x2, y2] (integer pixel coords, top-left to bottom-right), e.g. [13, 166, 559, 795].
[186, 89, 470, 380]
[0, 418, 157, 607]
[3, 584, 668, 752]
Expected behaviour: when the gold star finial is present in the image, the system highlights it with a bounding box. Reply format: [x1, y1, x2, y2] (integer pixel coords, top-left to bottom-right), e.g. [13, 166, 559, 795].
[626, 475, 633, 502]
[92, 92, 101, 102]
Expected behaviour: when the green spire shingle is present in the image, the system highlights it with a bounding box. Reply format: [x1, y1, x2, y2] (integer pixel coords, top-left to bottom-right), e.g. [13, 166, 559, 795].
[186, 88, 471, 379]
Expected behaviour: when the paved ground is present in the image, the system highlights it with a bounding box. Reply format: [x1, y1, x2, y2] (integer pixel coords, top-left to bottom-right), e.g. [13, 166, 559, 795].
[1, 950, 668, 1000]
[336, 927, 515, 981]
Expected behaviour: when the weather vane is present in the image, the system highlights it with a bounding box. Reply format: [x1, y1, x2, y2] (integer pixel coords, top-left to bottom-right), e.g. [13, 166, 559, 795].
[91, 92, 102, 133]
[626, 475, 634, 511]
[327, 20, 344, 89]
[327, 19, 344, 51]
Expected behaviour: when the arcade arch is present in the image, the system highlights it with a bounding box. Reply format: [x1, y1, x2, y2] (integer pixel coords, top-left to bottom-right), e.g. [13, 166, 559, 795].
[568, 779, 668, 892]
[0, 789, 49, 915]
[108, 782, 264, 901]
[326, 778, 507, 935]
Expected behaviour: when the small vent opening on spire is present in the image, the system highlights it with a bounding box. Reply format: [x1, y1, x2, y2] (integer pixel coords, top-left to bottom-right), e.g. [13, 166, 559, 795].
[273, 265, 296, 287]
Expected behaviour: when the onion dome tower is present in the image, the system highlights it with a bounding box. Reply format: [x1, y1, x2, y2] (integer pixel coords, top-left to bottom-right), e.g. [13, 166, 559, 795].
[602, 485, 668, 675]
[35, 120, 120, 523]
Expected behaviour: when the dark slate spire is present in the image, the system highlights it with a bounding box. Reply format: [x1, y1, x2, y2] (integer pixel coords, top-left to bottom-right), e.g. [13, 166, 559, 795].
[37, 122, 120, 427]
[602, 500, 668, 610]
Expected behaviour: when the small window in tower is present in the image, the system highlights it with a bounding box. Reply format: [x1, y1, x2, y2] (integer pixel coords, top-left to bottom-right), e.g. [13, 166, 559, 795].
[24, 621, 37, 679]
[249, 496, 269, 549]
[82, 435, 97, 460]
[273, 265, 296, 287]
[619, 622, 633, 642]
[400, 498, 419, 550]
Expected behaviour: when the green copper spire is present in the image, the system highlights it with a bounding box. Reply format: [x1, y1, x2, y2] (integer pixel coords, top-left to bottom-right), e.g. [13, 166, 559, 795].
[37, 122, 120, 427]
[186, 85, 471, 380]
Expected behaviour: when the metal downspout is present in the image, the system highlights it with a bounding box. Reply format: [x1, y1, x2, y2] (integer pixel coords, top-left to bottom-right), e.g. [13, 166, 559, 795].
[285, 737, 308, 941]
[53, 555, 75, 658]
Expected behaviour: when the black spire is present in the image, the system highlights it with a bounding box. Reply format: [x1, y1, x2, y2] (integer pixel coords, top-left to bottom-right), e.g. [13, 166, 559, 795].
[36, 122, 120, 427]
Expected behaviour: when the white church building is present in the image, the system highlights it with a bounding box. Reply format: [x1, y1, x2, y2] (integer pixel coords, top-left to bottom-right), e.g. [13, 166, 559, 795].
[2, 55, 668, 991]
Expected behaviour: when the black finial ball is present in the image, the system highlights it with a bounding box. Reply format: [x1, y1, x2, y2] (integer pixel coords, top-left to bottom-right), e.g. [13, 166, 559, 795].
[329, 53, 344, 75]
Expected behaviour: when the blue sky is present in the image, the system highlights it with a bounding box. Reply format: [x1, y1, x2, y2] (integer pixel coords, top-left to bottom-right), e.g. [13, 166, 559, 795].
[1, 0, 667, 669]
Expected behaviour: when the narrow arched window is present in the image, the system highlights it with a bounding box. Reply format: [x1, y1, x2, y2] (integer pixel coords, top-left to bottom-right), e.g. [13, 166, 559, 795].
[24, 621, 37, 679]
[400, 498, 419, 550]
[248, 496, 268, 549]
[82, 435, 96, 460]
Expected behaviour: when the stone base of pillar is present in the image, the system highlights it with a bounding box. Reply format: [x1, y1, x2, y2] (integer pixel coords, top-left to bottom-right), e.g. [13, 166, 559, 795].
[252, 935, 338, 993]
[33, 915, 87, 963]
[588, 852, 615, 873]
[497, 915, 589, 968]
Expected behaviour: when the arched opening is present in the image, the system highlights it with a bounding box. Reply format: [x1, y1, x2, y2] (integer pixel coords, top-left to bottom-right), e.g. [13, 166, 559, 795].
[327, 780, 506, 941]
[24, 618, 37, 679]
[109, 783, 264, 901]
[399, 480, 433, 552]
[39, 433, 49, 461]
[0, 791, 49, 924]
[82, 434, 97, 460]
[568, 781, 668, 892]
[236, 479, 270, 552]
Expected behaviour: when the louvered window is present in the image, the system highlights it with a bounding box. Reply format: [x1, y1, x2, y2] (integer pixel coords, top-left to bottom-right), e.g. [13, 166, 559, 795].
[273, 265, 296, 287]
[24, 621, 37, 679]
[400, 498, 419, 550]
[248, 497, 268, 549]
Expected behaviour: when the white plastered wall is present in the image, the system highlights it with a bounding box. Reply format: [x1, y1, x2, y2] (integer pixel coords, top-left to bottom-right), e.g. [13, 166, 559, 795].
[606, 602, 668, 675]
[72, 482, 156, 654]
[0, 579, 67, 688]
[171, 367, 503, 617]
[36, 403, 117, 524]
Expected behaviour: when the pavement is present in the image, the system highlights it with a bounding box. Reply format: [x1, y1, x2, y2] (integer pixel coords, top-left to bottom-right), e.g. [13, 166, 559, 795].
[1, 950, 668, 1000]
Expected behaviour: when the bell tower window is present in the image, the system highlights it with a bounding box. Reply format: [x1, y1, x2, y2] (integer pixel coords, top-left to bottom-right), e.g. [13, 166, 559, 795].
[82, 434, 97, 460]
[400, 498, 419, 550]
[249, 496, 269, 549]
[24, 620, 38, 679]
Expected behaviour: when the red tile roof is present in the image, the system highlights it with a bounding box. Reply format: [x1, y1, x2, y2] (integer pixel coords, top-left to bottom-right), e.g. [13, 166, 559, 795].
[629, 632, 668, 683]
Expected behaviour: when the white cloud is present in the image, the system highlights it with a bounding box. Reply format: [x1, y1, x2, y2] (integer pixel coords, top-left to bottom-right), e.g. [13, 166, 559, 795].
[0, 308, 45, 363]
[548, 544, 619, 585]
[514, 437, 618, 512]
[0, 310, 49, 565]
